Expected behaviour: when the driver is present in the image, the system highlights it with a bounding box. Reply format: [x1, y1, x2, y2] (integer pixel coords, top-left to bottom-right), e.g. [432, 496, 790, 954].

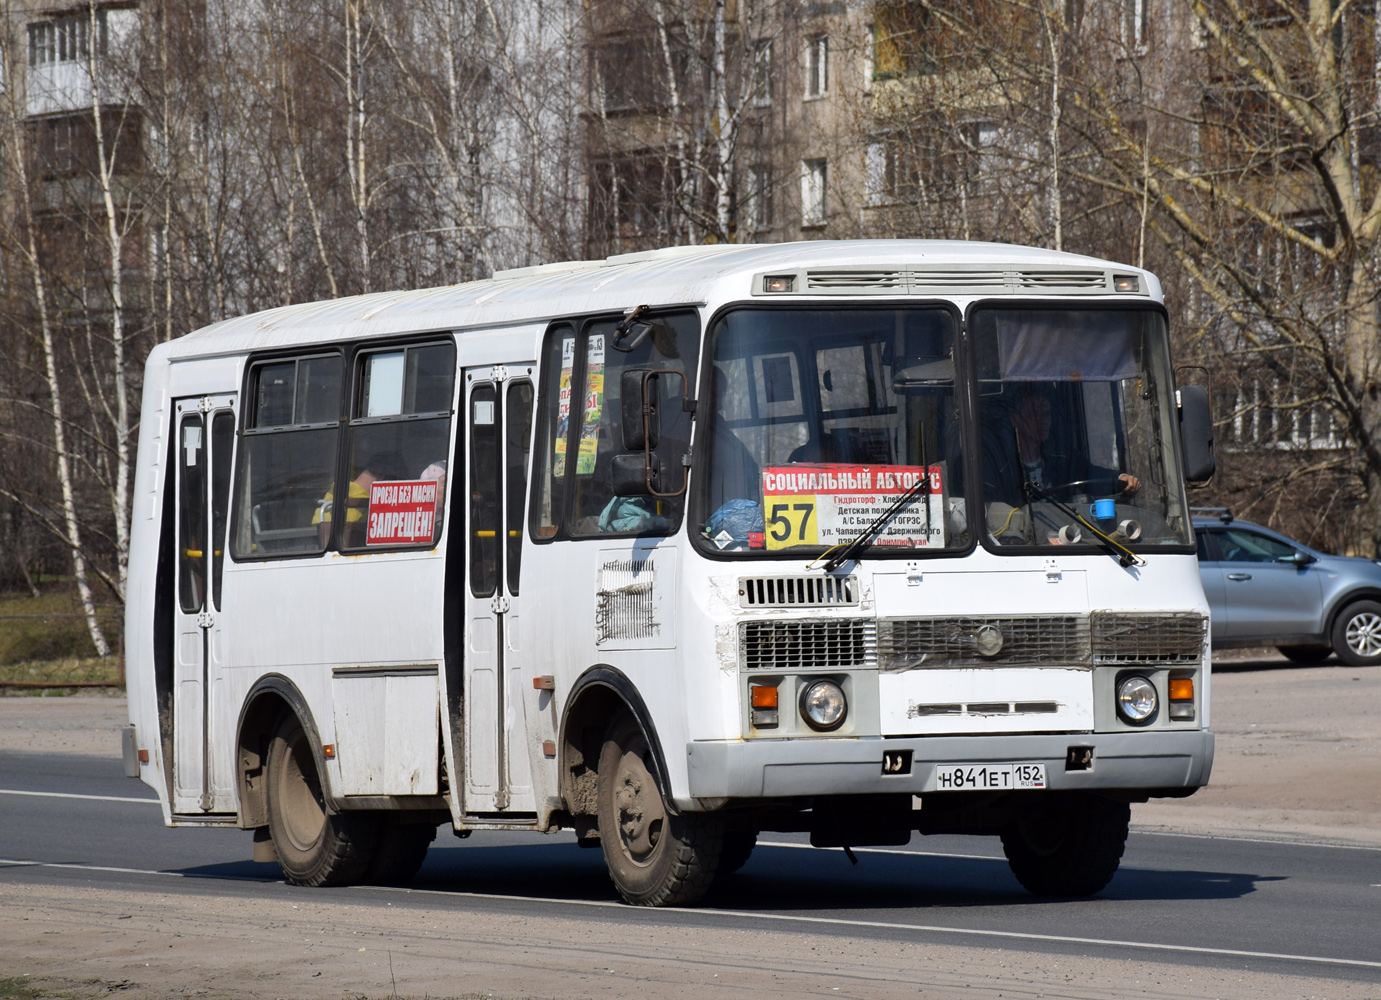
[985, 388, 1140, 507]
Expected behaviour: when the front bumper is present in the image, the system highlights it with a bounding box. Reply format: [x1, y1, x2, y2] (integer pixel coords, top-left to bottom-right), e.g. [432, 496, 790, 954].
[685, 730, 1214, 799]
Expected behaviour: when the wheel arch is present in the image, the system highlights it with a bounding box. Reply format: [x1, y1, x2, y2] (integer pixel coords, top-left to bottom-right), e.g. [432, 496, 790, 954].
[235, 674, 331, 829]
[1324, 588, 1381, 637]
[557, 665, 677, 820]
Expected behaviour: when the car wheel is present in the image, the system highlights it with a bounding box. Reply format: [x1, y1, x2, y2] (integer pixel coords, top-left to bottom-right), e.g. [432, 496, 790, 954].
[1278, 646, 1332, 665]
[1332, 601, 1381, 666]
[596, 712, 723, 906]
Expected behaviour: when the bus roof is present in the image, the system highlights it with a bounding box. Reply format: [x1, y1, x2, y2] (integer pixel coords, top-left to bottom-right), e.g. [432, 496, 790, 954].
[161, 240, 1157, 360]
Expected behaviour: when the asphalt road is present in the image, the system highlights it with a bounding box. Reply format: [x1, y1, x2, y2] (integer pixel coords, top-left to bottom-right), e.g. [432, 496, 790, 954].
[2, 750, 1379, 987]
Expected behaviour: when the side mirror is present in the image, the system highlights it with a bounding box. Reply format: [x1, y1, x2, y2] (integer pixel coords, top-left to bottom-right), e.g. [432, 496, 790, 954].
[612, 452, 661, 496]
[1291, 550, 1317, 567]
[620, 369, 659, 450]
[1178, 385, 1215, 484]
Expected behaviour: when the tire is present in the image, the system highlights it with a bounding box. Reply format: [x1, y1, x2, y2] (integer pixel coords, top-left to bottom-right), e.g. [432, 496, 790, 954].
[266, 713, 377, 887]
[1278, 645, 1332, 665]
[596, 713, 724, 906]
[1000, 793, 1129, 897]
[718, 830, 758, 875]
[1331, 600, 1381, 666]
[365, 815, 437, 885]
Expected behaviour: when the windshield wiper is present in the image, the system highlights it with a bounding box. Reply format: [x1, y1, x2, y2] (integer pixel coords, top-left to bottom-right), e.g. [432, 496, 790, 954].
[818, 475, 931, 573]
[1022, 481, 1145, 568]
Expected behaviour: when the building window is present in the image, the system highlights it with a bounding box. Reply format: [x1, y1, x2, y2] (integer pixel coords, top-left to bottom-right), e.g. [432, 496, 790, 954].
[865, 142, 887, 206]
[28, 11, 107, 66]
[863, 25, 875, 90]
[1123, 0, 1149, 52]
[801, 159, 827, 227]
[744, 165, 772, 231]
[804, 35, 828, 98]
[752, 39, 772, 106]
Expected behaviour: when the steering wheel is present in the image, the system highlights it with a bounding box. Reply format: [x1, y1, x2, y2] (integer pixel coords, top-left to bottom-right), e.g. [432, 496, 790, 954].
[1037, 477, 1127, 501]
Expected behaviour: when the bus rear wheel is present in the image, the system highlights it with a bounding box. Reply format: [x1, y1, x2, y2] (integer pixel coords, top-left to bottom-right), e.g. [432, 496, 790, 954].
[719, 830, 758, 875]
[1000, 793, 1129, 897]
[366, 815, 436, 885]
[266, 713, 377, 887]
[596, 714, 723, 906]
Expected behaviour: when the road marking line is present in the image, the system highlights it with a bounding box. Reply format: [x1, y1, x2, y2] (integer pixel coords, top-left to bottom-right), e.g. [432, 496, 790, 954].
[3, 856, 1379, 971]
[0, 788, 158, 806]
[758, 840, 1000, 862]
[1132, 829, 1381, 853]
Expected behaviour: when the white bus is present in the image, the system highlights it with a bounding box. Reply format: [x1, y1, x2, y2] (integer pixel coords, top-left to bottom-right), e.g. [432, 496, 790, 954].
[123, 240, 1216, 905]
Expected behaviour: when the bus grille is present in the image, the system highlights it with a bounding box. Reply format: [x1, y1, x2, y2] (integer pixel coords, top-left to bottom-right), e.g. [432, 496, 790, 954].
[877, 616, 1090, 670]
[739, 575, 858, 608]
[740, 619, 874, 671]
[1090, 612, 1206, 663]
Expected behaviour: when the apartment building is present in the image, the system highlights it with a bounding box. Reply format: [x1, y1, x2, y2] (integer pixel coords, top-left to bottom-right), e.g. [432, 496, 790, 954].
[4, 0, 146, 316]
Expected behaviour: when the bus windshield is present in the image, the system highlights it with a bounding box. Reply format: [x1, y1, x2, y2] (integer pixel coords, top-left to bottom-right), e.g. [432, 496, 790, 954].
[698, 304, 1191, 557]
[700, 307, 968, 555]
[973, 306, 1191, 549]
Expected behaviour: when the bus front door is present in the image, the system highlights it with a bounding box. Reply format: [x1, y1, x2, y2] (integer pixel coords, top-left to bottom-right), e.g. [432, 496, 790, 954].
[462, 371, 536, 814]
[170, 395, 237, 815]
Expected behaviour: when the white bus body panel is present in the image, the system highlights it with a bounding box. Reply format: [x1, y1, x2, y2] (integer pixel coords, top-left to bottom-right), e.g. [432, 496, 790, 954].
[123, 240, 1204, 831]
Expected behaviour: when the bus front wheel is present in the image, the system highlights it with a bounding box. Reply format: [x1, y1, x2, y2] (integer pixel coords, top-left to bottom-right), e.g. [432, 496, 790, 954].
[1000, 793, 1129, 897]
[266, 713, 377, 887]
[596, 713, 723, 906]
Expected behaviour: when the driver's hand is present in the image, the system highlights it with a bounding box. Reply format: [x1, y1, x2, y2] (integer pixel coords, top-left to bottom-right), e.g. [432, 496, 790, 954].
[1119, 473, 1141, 494]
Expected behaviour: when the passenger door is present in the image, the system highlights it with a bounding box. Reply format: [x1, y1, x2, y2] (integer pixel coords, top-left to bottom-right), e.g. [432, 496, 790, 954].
[462, 369, 536, 813]
[1214, 527, 1325, 640]
[171, 394, 237, 815]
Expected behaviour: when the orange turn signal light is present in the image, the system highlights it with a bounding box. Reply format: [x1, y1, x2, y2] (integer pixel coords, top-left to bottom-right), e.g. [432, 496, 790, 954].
[1168, 678, 1194, 701]
[750, 685, 779, 709]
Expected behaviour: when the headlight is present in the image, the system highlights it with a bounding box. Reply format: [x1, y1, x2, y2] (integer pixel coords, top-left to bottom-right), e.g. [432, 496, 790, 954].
[1116, 674, 1158, 724]
[800, 679, 847, 731]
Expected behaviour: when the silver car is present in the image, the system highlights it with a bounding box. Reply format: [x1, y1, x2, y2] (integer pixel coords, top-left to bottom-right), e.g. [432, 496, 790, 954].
[1194, 511, 1381, 665]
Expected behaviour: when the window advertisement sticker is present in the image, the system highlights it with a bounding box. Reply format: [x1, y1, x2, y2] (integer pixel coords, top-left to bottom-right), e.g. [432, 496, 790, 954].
[576, 334, 605, 475]
[366, 479, 439, 545]
[760, 464, 942, 551]
[553, 336, 575, 477]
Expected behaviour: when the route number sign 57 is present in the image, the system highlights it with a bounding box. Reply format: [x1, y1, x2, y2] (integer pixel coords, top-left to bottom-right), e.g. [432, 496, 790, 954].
[767, 497, 818, 545]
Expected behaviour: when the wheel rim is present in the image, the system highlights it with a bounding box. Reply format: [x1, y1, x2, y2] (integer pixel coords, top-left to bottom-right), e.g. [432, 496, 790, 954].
[612, 738, 665, 868]
[1345, 612, 1381, 657]
[277, 731, 326, 853]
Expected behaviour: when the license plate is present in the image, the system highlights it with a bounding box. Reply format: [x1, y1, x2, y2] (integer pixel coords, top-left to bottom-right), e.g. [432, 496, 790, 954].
[932, 762, 1047, 791]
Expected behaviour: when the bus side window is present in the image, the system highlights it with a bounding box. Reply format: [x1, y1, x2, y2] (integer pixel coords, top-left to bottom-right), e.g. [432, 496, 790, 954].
[342, 341, 457, 550]
[567, 311, 699, 537]
[231, 354, 342, 559]
[531, 325, 576, 540]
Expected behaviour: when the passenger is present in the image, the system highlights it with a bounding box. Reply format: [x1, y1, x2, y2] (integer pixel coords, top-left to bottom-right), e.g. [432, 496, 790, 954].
[314, 451, 407, 547]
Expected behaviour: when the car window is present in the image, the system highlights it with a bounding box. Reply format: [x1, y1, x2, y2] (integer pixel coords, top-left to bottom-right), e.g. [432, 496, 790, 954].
[1195, 529, 1213, 561]
[1217, 528, 1296, 563]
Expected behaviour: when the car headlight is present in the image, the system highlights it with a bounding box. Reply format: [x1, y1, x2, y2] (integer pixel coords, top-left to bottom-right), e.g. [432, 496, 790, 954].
[800, 679, 847, 731]
[1116, 674, 1158, 724]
